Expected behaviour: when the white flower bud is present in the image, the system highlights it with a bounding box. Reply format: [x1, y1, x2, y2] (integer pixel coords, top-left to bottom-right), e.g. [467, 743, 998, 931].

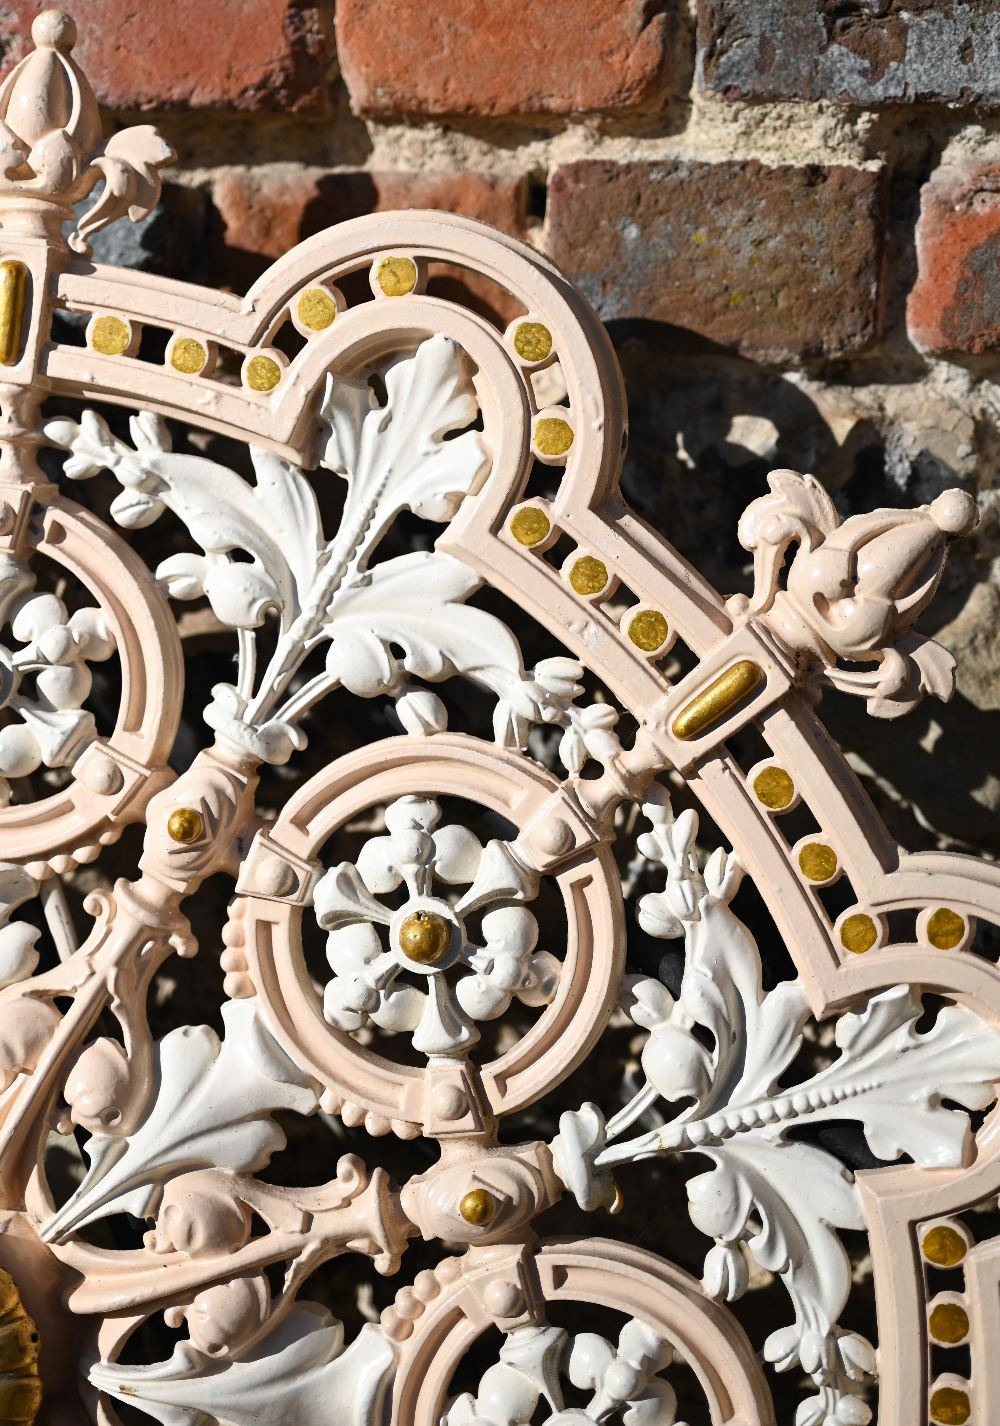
[396, 689, 447, 736]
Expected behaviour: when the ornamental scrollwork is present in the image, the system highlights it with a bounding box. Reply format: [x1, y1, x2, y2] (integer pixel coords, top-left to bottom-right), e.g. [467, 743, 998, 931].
[0, 13, 995, 1426]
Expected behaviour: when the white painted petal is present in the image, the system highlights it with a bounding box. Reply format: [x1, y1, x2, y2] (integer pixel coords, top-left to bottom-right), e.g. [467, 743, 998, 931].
[325, 923, 383, 976]
[518, 951, 561, 1008]
[567, 1332, 616, 1391]
[431, 823, 482, 884]
[355, 836, 405, 895]
[456, 973, 510, 1022]
[385, 795, 440, 834]
[323, 979, 369, 1032]
[370, 983, 425, 1033]
[480, 906, 538, 957]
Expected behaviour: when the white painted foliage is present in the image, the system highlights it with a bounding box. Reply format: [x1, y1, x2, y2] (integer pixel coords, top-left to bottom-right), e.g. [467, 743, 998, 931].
[556, 787, 1000, 1425]
[42, 1000, 317, 1243]
[0, 550, 115, 796]
[443, 1320, 680, 1426]
[45, 340, 625, 775]
[90, 1305, 395, 1426]
[316, 794, 558, 1057]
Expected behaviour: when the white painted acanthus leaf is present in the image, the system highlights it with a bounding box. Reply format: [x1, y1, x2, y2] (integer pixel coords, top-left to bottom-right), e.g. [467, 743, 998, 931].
[41, 1000, 318, 1243]
[90, 1305, 395, 1426]
[43, 342, 628, 778]
[563, 787, 1000, 1425]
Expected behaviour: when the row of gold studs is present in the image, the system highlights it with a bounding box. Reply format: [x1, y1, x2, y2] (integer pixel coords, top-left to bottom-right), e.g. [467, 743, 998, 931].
[750, 760, 970, 956]
[508, 502, 673, 659]
[80, 254, 423, 395]
[919, 1220, 973, 1424]
[82, 271, 568, 413]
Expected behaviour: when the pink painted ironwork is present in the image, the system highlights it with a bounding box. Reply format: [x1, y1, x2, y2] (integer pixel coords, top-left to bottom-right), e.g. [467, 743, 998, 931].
[0, 14, 995, 1426]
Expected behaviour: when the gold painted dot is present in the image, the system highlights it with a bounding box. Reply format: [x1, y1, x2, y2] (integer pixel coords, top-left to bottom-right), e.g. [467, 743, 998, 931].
[929, 1303, 970, 1345]
[930, 1387, 971, 1425]
[89, 315, 131, 356]
[167, 807, 204, 844]
[752, 766, 795, 810]
[377, 257, 417, 297]
[628, 609, 669, 652]
[459, 1188, 496, 1225]
[513, 321, 553, 363]
[921, 1225, 968, 1268]
[398, 910, 451, 965]
[534, 416, 574, 457]
[509, 507, 551, 546]
[169, 337, 208, 374]
[297, 287, 337, 330]
[244, 355, 282, 392]
[840, 913, 879, 956]
[927, 907, 966, 951]
[798, 842, 838, 883]
[569, 555, 609, 596]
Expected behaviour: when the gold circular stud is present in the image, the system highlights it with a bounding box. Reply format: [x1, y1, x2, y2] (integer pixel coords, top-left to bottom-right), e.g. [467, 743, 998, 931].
[930, 1386, 971, 1425]
[921, 1224, 968, 1268]
[534, 416, 574, 458]
[509, 507, 551, 547]
[166, 807, 204, 844]
[569, 555, 609, 596]
[840, 913, 879, 956]
[513, 321, 553, 363]
[798, 842, 838, 883]
[169, 337, 208, 374]
[89, 315, 131, 356]
[398, 910, 452, 965]
[297, 287, 337, 331]
[459, 1188, 496, 1225]
[376, 257, 417, 297]
[244, 354, 282, 392]
[927, 907, 966, 950]
[627, 609, 669, 652]
[929, 1302, 970, 1345]
[752, 766, 795, 810]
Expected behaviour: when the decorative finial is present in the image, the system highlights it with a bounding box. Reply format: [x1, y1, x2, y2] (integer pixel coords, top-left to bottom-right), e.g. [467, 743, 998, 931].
[734, 470, 978, 718]
[31, 9, 77, 52]
[0, 8, 174, 248]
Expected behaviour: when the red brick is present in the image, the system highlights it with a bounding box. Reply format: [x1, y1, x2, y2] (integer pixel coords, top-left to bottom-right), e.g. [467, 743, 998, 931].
[908, 162, 1000, 355]
[0, 1, 331, 113]
[210, 168, 529, 320]
[699, 0, 1000, 108]
[546, 159, 887, 363]
[336, 0, 677, 118]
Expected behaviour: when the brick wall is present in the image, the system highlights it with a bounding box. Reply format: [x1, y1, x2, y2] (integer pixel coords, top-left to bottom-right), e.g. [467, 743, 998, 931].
[10, 0, 1000, 853]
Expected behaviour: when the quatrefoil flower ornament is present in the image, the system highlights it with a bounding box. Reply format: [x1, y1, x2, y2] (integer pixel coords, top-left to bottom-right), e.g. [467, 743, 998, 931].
[314, 795, 559, 1058]
[0, 556, 113, 799]
[444, 1320, 680, 1426]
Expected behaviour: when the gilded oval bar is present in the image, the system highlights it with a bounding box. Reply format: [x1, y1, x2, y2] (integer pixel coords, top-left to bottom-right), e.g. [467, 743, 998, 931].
[671, 659, 764, 740]
[0, 260, 27, 366]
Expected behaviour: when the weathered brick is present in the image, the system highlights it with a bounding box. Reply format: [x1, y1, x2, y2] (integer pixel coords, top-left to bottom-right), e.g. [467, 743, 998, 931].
[699, 0, 1000, 108]
[546, 160, 887, 363]
[211, 168, 529, 319]
[336, 0, 681, 117]
[0, 1, 331, 113]
[908, 162, 1000, 354]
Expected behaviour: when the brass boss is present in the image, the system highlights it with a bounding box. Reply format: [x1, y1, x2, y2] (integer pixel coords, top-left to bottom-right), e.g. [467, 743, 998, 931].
[459, 1188, 496, 1225]
[398, 910, 451, 965]
[167, 807, 204, 844]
